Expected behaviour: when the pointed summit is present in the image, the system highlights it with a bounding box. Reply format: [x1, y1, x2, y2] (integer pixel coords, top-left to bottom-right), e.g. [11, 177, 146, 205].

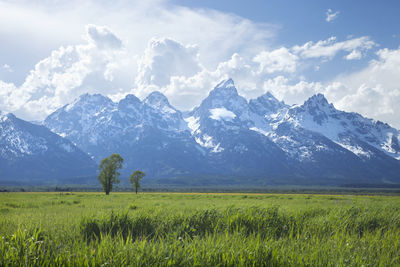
[263, 91, 276, 99]
[0, 111, 11, 122]
[145, 91, 177, 114]
[192, 78, 250, 121]
[289, 93, 336, 125]
[299, 93, 336, 114]
[303, 93, 330, 109]
[209, 78, 238, 98]
[45, 93, 116, 139]
[119, 94, 141, 106]
[250, 91, 287, 115]
[122, 94, 141, 103]
[77, 93, 112, 103]
[216, 78, 235, 88]
[65, 93, 114, 112]
[145, 91, 170, 107]
[118, 94, 142, 113]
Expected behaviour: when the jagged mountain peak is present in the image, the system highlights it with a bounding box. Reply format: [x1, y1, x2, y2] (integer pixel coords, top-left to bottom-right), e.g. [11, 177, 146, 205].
[217, 78, 235, 88]
[250, 91, 287, 115]
[65, 93, 114, 112]
[303, 93, 330, 109]
[0, 111, 8, 119]
[117, 94, 142, 115]
[37, 78, 400, 185]
[262, 91, 277, 100]
[78, 93, 112, 103]
[119, 94, 141, 106]
[143, 91, 170, 107]
[209, 78, 239, 98]
[0, 112, 19, 123]
[289, 93, 337, 121]
[144, 91, 176, 113]
[193, 79, 249, 121]
[0, 112, 96, 182]
[280, 92, 400, 160]
[145, 91, 169, 103]
[202, 79, 245, 107]
[122, 93, 141, 102]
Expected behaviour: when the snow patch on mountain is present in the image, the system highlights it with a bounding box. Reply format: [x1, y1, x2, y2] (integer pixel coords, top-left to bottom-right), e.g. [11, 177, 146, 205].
[283, 93, 400, 160]
[185, 116, 200, 134]
[1, 113, 48, 157]
[209, 108, 236, 121]
[195, 134, 224, 153]
[249, 127, 268, 136]
[37, 78, 400, 184]
[287, 107, 343, 140]
[268, 132, 314, 161]
[336, 142, 372, 159]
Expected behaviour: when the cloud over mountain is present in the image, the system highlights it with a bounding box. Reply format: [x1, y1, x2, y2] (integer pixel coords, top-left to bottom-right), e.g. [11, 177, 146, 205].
[135, 38, 202, 92]
[85, 24, 123, 50]
[0, 4, 398, 129]
[38, 80, 400, 184]
[0, 25, 132, 120]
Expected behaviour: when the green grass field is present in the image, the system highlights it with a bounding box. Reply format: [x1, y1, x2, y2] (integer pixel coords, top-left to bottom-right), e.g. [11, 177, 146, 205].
[1, 192, 399, 266]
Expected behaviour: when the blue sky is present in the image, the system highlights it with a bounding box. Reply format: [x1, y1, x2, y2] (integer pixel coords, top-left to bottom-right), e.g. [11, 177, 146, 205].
[176, 0, 400, 80]
[1, 0, 400, 128]
[178, 0, 400, 46]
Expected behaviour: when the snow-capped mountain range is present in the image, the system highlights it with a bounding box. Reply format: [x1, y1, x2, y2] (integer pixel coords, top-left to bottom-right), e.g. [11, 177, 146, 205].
[1, 78, 400, 185]
[0, 111, 96, 184]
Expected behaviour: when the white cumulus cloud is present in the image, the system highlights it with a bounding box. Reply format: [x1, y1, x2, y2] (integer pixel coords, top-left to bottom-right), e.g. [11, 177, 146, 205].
[254, 47, 400, 128]
[253, 47, 298, 74]
[2, 9, 399, 129]
[85, 24, 122, 50]
[150, 35, 377, 111]
[293, 36, 375, 60]
[261, 76, 323, 105]
[326, 9, 340, 22]
[136, 38, 201, 90]
[0, 25, 133, 120]
[329, 48, 400, 128]
[0, 0, 277, 84]
[345, 50, 362, 60]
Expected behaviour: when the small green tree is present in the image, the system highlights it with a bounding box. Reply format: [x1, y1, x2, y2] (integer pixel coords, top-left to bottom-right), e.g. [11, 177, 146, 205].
[130, 170, 146, 194]
[98, 153, 124, 195]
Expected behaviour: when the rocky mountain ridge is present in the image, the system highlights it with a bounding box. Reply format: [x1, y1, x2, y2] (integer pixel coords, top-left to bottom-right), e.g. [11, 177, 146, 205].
[0, 111, 96, 184]
[1, 78, 399, 185]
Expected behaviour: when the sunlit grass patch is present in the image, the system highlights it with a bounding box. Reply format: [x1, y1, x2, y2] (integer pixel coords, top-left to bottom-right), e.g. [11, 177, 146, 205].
[0, 192, 399, 266]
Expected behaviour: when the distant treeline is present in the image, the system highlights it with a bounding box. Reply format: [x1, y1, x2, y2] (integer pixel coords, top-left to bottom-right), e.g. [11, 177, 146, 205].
[1, 185, 400, 195]
[340, 183, 400, 188]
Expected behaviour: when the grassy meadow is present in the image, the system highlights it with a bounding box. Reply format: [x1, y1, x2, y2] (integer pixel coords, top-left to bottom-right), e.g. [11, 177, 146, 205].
[0, 192, 399, 266]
